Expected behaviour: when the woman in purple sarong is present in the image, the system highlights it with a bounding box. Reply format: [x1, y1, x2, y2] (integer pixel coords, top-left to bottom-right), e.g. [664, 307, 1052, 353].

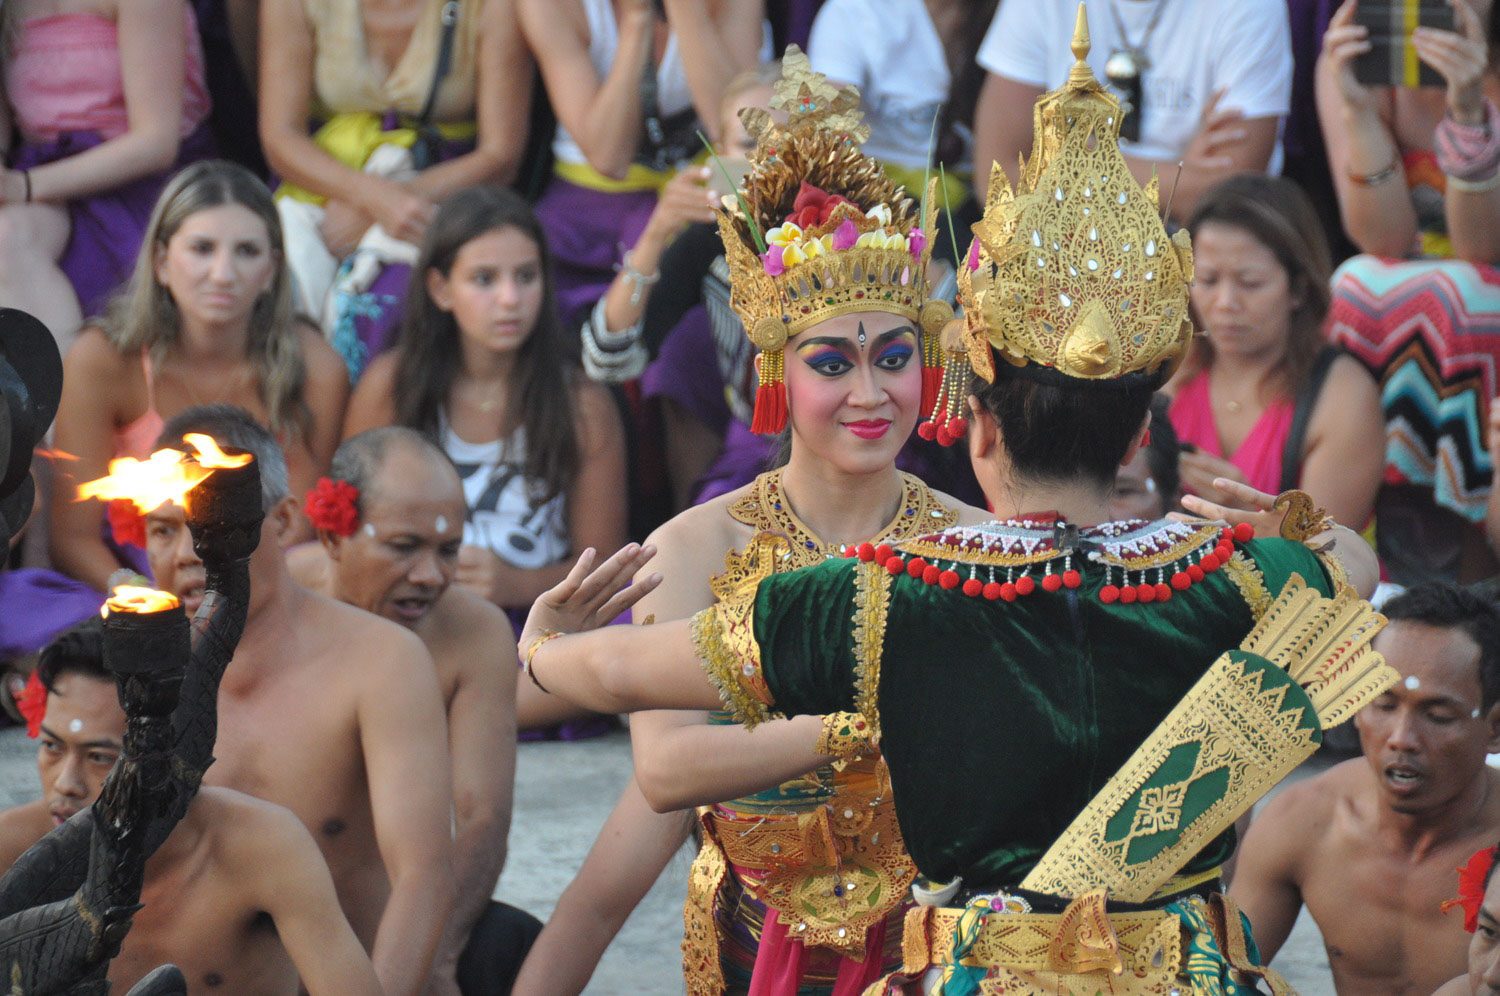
[0, 0, 214, 351]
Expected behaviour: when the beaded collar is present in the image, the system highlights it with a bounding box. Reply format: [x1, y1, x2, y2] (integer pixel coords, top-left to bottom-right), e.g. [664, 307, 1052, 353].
[843, 517, 1256, 605]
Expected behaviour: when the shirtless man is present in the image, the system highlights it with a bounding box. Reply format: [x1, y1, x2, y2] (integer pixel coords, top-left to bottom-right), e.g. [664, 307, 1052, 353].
[145, 405, 454, 996]
[288, 427, 542, 994]
[1232, 582, 1500, 994]
[0, 620, 380, 994]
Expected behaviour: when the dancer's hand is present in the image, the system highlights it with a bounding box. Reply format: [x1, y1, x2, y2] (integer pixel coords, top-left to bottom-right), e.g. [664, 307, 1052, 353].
[519, 543, 661, 652]
[1177, 478, 1285, 539]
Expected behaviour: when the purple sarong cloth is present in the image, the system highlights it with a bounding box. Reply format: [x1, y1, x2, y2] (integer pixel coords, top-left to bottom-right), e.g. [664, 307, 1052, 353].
[531, 176, 657, 327]
[0, 525, 150, 661]
[11, 122, 216, 319]
[640, 304, 731, 434]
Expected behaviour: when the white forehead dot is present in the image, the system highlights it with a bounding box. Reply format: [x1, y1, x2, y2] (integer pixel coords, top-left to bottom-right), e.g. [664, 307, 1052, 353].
[362, 523, 377, 537]
[435, 516, 449, 533]
[1403, 676, 1421, 691]
[1474, 709, 1484, 719]
[68, 719, 83, 734]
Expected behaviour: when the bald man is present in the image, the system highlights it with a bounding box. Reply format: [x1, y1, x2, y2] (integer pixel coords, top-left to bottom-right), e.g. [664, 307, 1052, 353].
[288, 427, 541, 994]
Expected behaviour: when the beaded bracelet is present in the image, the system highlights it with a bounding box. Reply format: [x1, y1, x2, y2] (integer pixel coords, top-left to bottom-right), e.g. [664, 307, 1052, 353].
[1347, 158, 1399, 187]
[615, 249, 661, 307]
[522, 629, 562, 694]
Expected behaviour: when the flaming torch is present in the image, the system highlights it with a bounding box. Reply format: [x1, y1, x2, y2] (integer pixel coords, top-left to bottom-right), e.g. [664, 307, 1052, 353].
[0, 430, 262, 993]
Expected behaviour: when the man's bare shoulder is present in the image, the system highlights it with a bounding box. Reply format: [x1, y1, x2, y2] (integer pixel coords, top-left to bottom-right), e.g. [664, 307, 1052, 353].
[429, 585, 517, 665]
[0, 801, 53, 871]
[1250, 759, 1363, 853]
[284, 542, 330, 592]
[192, 786, 311, 854]
[296, 586, 429, 663]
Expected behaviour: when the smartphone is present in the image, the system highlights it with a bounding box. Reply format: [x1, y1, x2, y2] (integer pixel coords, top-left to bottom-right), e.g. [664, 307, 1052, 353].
[1353, 1, 1457, 88]
[706, 156, 752, 200]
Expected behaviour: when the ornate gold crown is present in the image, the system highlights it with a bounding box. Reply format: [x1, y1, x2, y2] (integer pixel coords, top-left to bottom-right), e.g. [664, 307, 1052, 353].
[717, 47, 950, 433]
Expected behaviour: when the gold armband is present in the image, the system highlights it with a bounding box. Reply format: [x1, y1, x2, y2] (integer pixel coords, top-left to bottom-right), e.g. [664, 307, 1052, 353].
[815, 712, 879, 760]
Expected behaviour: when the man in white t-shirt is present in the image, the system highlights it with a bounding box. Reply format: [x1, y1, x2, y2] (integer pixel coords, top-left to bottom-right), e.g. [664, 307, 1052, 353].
[972, 0, 1293, 221]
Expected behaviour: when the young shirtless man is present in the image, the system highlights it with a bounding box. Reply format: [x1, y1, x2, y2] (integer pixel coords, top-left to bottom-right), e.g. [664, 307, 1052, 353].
[0, 620, 380, 994]
[144, 405, 455, 996]
[1232, 582, 1500, 994]
[288, 427, 542, 994]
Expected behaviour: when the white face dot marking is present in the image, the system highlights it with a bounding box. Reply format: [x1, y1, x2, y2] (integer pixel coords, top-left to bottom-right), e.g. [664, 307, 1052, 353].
[1474, 709, 1484, 720]
[1403, 676, 1421, 691]
[363, 523, 377, 538]
[435, 516, 449, 534]
[68, 719, 83, 734]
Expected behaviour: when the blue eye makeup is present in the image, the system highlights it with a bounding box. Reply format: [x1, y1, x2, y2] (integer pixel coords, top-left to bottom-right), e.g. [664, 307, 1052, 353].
[874, 343, 914, 370]
[803, 350, 853, 376]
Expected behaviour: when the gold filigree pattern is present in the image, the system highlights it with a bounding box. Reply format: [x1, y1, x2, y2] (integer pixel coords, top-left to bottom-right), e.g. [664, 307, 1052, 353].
[1273, 489, 1335, 543]
[816, 711, 879, 760]
[693, 602, 772, 728]
[1223, 550, 1272, 620]
[851, 561, 893, 742]
[682, 814, 731, 996]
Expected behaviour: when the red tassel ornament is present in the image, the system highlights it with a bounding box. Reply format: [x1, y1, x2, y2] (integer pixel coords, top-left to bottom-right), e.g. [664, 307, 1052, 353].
[751, 349, 788, 435]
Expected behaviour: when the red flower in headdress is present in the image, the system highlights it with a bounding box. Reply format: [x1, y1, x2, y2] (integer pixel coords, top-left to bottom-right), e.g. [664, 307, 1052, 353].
[304, 477, 360, 537]
[1441, 844, 1499, 933]
[17, 672, 47, 739]
[107, 498, 147, 548]
[787, 181, 852, 230]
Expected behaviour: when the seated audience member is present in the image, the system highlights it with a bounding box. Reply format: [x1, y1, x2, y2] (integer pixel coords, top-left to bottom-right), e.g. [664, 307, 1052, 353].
[807, 0, 995, 245]
[1107, 394, 1182, 522]
[0, 0, 215, 349]
[520, 0, 767, 324]
[259, 0, 532, 371]
[144, 406, 454, 996]
[1320, 0, 1500, 583]
[0, 620, 381, 995]
[342, 187, 627, 736]
[288, 427, 543, 993]
[971, 0, 1292, 220]
[22, 162, 345, 662]
[1435, 842, 1500, 995]
[1167, 175, 1384, 528]
[1232, 583, 1500, 994]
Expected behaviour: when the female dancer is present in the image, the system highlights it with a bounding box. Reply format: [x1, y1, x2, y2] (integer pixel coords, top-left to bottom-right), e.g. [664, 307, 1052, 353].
[342, 185, 627, 733]
[516, 54, 985, 995]
[50, 160, 348, 593]
[518, 23, 1382, 993]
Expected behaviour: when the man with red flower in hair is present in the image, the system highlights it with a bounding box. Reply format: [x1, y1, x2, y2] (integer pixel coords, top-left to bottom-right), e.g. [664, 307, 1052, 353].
[0, 618, 382, 994]
[1233, 583, 1500, 994]
[1436, 842, 1500, 994]
[287, 427, 651, 995]
[140, 405, 455, 996]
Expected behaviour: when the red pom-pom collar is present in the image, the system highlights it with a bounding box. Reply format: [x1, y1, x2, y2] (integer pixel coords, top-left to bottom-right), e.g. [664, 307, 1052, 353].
[305, 477, 360, 537]
[17, 672, 47, 739]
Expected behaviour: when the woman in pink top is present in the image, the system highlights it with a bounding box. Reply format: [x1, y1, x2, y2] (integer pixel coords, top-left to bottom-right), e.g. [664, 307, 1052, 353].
[1167, 174, 1384, 528]
[0, 0, 214, 351]
[50, 161, 348, 595]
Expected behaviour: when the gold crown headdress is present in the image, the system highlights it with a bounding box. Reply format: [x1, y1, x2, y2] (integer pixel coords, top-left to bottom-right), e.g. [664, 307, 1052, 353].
[717, 47, 952, 434]
[922, 4, 1195, 443]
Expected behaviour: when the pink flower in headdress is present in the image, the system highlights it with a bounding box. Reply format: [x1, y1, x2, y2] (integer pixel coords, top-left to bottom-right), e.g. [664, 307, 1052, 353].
[763, 245, 786, 276]
[787, 181, 851, 229]
[908, 228, 927, 259]
[966, 238, 981, 271]
[832, 219, 859, 251]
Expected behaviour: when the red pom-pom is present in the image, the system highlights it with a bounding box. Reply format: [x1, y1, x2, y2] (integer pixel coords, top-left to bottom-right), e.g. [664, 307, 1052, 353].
[983, 581, 1004, 601]
[107, 498, 147, 548]
[1119, 585, 1138, 604]
[857, 542, 876, 562]
[947, 416, 968, 437]
[1216, 542, 1233, 561]
[1187, 564, 1205, 583]
[17, 672, 47, 739]
[917, 420, 938, 441]
[874, 544, 894, 563]
[962, 578, 983, 597]
[1155, 582, 1172, 602]
[842, 545, 856, 558]
[1200, 553, 1221, 573]
[936, 426, 955, 447]
[305, 477, 360, 537]
[999, 582, 1018, 602]
[922, 565, 941, 585]
[1171, 571, 1192, 591]
[906, 557, 927, 578]
[885, 556, 905, 575]
[1099, 584, 1120, 604]
[1137, 583, 1157, 603]
[939, 569, 960, 590]
[1042, 573, 1064, 593]
[1234, 522, 1255, 543]
[1063, 569, 1082, 589]
[1015, 575, 1036, 596]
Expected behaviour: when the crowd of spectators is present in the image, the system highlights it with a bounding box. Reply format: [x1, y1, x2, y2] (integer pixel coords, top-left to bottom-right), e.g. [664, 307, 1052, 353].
[7, 0, 1500, 992]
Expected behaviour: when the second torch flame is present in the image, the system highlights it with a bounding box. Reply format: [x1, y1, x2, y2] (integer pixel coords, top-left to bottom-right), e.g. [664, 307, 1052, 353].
[76, 433, 252, 514]
[102, 585, 181, 617]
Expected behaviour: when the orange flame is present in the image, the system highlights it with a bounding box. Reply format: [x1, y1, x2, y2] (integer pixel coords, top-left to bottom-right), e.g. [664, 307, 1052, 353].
[101, 585, 181, 617]
[75, 434, 252, 513]
[183, 433, 251, 469]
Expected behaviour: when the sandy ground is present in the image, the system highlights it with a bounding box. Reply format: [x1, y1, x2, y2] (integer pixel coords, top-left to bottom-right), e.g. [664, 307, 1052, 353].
[0, 725, 1337, 994]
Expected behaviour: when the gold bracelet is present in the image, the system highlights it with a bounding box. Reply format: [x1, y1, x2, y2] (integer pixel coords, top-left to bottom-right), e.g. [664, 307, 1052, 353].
[523, 630, 562, 694]
[815, 711, 879, 760]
